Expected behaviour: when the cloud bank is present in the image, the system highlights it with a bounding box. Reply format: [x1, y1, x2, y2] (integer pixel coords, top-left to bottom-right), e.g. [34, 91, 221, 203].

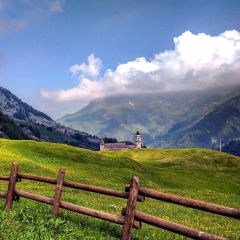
[41, 30, 240, 117]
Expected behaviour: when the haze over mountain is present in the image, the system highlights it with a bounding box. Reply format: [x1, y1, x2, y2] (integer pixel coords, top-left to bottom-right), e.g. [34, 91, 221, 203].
[58, 85, 240, 149]
[0, 87, 99, 150]
[42, 29, 240, 118]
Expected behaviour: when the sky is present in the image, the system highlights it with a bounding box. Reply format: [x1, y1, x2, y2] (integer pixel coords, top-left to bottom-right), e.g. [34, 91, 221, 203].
[0, 0, 240, 119]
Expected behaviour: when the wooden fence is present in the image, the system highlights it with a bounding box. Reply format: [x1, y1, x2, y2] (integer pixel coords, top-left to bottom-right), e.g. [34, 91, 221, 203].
[0, 162, 239, 240]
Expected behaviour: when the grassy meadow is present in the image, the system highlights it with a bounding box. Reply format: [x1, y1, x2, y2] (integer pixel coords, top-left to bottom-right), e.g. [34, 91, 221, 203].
[0, 139, 239, 239]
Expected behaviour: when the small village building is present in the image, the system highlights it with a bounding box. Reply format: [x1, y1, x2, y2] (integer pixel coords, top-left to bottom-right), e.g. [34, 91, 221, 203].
[100, 131, 142, 151]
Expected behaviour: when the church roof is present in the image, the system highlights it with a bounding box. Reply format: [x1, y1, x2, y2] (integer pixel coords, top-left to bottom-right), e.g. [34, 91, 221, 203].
[104, 142, 135, 150]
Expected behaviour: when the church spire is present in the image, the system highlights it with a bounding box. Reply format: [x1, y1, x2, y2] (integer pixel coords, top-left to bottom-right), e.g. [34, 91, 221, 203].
[135, 130, 142, 148]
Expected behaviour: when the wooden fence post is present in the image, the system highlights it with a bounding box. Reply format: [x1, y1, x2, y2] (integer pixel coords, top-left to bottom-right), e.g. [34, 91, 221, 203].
[121, 176, 139, 240]
[53, 167, 65, 218]
[5, 162, 18, 210]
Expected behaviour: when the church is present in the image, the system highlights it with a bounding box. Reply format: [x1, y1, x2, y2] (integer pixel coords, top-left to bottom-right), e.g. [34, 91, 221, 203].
[99, 131, 142, 151]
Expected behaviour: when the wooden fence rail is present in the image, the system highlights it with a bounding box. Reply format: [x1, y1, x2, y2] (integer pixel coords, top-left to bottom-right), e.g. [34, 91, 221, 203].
[125, 186, 240, 220]
[0, 162, 239, 240]
[0, 176, 9, 181]
[15, 189, 141, 229]
[17, 172, 144, 202]
[121, 208, 226, 240]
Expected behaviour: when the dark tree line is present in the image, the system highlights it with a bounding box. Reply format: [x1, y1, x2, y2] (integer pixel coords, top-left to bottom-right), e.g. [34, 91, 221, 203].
[0, 111, 28, 140]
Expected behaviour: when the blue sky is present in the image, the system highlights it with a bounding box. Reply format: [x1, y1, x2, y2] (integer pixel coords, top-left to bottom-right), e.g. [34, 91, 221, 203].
[1, 0, 240, 118]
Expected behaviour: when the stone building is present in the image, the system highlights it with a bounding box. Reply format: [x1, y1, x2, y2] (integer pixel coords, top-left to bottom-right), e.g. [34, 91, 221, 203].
[100, 131, 142, 151]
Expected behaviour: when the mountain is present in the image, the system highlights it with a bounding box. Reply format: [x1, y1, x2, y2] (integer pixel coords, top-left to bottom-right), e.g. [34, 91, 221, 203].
[0, 111, 28, 139]
[223, 139, 240, 156]
[0, 87, 100, 150]
[58, 86, 240, 148]
[158, 91, 240, 148]
[0, 87, 53, 125]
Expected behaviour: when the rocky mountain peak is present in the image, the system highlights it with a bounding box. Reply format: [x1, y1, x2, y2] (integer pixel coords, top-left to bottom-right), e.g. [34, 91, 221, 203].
[0, 87, 54, 126]
[0, 86, 100, 150]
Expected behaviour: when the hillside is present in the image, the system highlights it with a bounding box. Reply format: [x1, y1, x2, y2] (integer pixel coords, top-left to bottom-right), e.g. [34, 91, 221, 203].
[58, 86, 240, 148]
[0, 111, 28, 140]
[158, 92, 240, 148]
[0, 87, 53, 125]
[0, 139, 239, 239]
[0, 87, 100, 150]
[223, 139, 240, 156]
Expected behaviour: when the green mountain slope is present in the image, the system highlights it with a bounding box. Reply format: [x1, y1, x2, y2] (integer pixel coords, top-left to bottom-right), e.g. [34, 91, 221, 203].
[0, 139, 239, 239]
[158, 93, 240, 148]
[58, 87, 239, 148]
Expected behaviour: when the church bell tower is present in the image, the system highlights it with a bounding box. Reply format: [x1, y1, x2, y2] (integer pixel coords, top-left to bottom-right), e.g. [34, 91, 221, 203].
[100, 139, 105, 151]
[135, 130, 142, 149]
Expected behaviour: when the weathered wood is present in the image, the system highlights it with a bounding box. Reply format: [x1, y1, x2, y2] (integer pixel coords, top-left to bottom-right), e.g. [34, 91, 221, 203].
[18, 172, 144, 202]
[14, 189, 141, 229]
[53, 167, 65, 218]
[60, 201, 141, 229]
[15, 189, 53, 205]
[125, 186, 240, 219]
[17, 172, 57, 184]
[0, 191, 7, 198]
[0, 176, 10, 181]
[4, 164, 238, 239]
[64, 179, 144, 202]
[122, 208, 227, 240]
[5, 162, 18, 210]
[122, 176, 140, 240]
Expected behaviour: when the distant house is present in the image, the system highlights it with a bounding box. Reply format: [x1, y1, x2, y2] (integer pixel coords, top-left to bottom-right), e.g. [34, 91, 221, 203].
[100, 131, 142, 151]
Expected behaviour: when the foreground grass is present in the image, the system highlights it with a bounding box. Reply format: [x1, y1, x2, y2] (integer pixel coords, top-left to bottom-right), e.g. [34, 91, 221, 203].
[0, 139, 239, 239]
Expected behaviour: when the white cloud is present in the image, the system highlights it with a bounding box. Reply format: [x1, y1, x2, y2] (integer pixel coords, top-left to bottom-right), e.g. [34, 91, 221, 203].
[41, 30, 240, 117]
[69, 54, 102, 78]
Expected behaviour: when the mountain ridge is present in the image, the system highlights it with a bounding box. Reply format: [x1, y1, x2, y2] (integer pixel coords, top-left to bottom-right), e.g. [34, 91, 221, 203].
[0, 87, 53, 124]
[157, 89, 240, 148]
[58, 85, 240, 149]
[0, 86, 100, 150]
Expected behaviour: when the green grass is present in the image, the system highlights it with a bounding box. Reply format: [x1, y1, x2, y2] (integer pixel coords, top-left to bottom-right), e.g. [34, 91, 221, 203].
[0, 139, 239, 239]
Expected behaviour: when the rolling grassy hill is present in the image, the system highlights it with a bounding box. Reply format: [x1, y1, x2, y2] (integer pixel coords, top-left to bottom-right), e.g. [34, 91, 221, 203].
[0, 139, 239, 239]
